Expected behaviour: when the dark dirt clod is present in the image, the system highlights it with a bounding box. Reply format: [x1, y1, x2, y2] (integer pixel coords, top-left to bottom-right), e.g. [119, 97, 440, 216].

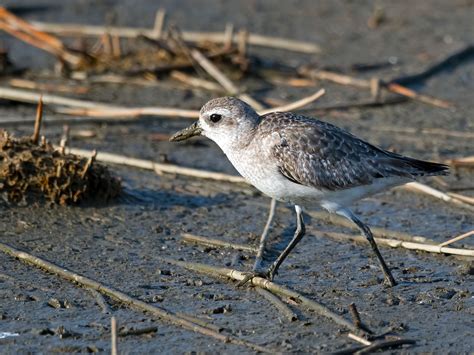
[0, 130, 121, 205]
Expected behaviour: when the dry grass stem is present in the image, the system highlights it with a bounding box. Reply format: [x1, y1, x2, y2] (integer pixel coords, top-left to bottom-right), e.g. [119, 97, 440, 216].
[0, 85, 323, 123]
[31, 96, 43, 144]
[438, 230, 474, 248]
[0, 7, 84, 67]
[170, 70, 223, 91]
[0, 86, 200, 121]
[181, 233, 258, 252]
[301, 68, 452, 108]
[354, 338, 416, 354]
[9, 78, 89, 94]
[118, 326, 158, 337]
[237, 29, 248, 58]
[31, 20, 322, 53]
[0, 242, 271, 353]
[348, 333, 372, 346]
[65, 147, 247, 184]
[320, 231, 474, 257]
[0, 86, 116, 109]
[348, 303, 362, 329]
[385, 82, 452, 109]
[403, 182, 474, 212]
[446, 192, 474, 206]
[175, 313, 222, 333]
[111, 317, 118, 355]
[79, 74, 160, 86]
[111, 34, 121, 57]
[190, 49, 264, 110]
[80, 149, 97, 178]
[370, 78, 381, 101]
[223, 23, 234, 49]
[446, 155, 474, 168]
[56, 106, 200, 119]
[303, 69, 371, 88]
[255, 287, 298, 321]
[101, 33, 112, 55]
[268, 77, 316, 88]
[152, 9, 166, 39]
[334, 338, 416, 355]
[259, 89, 325, 115]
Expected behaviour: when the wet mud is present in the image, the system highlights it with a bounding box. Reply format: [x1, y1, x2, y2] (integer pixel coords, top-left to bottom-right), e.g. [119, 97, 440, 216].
[0, 0, 473, 353]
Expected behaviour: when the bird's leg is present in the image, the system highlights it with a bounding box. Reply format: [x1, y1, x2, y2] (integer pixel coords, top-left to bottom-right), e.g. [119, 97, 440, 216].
[237, 198, 277, 287]
[266, 205, 305, 280]
[253, 198, 277, 272]
[336, 208, 397, 287]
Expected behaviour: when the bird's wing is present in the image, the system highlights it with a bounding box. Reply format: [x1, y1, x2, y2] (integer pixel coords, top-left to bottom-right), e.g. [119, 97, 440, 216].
[263, 112, 430, 191]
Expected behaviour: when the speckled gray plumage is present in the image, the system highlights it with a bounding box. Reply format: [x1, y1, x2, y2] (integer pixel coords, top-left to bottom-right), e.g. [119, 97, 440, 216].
[200, 97, 257, 124]
[257, 112, 448, 191]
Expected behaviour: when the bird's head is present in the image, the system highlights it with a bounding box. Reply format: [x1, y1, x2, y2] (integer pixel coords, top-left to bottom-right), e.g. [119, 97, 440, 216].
[169, 97, 260, 151]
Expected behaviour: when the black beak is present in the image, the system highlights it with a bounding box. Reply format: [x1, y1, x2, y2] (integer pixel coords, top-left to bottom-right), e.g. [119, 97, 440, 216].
[169, 121, 202, 142]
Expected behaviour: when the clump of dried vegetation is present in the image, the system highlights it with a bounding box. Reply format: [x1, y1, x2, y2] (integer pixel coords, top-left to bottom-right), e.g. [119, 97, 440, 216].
[0, 103, 120, 205]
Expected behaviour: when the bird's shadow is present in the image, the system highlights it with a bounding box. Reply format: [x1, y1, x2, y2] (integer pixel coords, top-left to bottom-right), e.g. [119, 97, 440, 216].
[119, 187, 229, 209]
[77, 185, 229, 210]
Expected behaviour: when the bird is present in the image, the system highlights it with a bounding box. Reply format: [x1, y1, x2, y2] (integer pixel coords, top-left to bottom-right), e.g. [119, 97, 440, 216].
[170, 97, 449, 287]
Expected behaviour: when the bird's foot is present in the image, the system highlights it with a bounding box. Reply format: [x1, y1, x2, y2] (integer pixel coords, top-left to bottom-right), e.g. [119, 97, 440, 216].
[236, 270, 270, 287]
[236, 264, 280, 287]
[383, 273, 397, 288]
[266, 264, 278, 281]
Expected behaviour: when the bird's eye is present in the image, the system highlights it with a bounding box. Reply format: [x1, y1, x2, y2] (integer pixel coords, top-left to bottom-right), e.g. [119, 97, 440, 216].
[209, 113, 222, 123]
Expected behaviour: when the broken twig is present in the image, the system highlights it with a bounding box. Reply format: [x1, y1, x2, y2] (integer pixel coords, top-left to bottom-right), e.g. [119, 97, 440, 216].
[347, 333, 371, 346]
[111, 317, 118, 355]
[348, 303, 362, 329]
[438, 230, 474, 248]
[118, 326, 158, 337]
[446, 155, 474, 169]
[31, 96, 43, 144]
[255, 287, 298, 322]
[181, 233, 258, 252]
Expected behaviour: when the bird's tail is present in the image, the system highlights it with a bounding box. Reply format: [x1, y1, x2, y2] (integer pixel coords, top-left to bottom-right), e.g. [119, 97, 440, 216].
[386, 154, 449, 177]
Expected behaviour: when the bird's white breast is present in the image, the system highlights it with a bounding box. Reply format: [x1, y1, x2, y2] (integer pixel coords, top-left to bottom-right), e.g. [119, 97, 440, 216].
[222, 134, 325, 204]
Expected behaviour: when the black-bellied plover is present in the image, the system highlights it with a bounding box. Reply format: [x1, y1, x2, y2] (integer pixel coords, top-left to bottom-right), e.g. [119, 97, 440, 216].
[170, 97, 449, 287]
